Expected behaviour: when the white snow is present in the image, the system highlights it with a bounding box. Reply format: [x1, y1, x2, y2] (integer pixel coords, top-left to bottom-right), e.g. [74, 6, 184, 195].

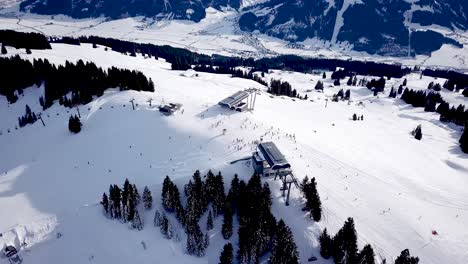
[0, 43, 467, 264]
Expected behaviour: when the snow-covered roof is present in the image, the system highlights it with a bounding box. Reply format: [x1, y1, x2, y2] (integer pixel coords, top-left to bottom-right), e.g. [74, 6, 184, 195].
[218, 91, 249, 108]
[258, 142, 290, 170]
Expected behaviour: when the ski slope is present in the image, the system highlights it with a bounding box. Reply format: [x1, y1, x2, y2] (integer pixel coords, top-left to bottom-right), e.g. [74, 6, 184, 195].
[0, 44, 467, 264]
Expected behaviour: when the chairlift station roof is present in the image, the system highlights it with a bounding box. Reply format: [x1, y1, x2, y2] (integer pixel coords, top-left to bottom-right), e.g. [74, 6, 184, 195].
[258, 142, 291, 170]
[218, 91, 249, 108]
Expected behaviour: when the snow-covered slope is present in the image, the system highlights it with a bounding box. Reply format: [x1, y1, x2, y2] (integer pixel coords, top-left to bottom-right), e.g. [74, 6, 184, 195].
[1, 44, 468, 264]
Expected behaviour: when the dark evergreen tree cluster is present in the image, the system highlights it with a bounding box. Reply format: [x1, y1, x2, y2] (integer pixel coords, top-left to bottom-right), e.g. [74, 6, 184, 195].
[236, 174, 279, 263]
[161, 176, 185, 224]
[68, 115, 82, 133]
[400, 88, 468, 128]
[319, 218, 375, 264]
[204, 170, 226, 216]
[18, 104, 37, 127]
[0, 56, 154, 105]
[192, 65, 268, 87]
[331, 69, 352, 80]
[395, 249, 419, 264]
[367, 77, 386, 94]
[300, 176, 322, 222]
[463, 88, 468, 97]
[219, 243, 234, 264]
[101, 179, 144, 229]
[269, 220, 300, 264]
[423, 69, 468, 92]
[269, 79, 300, 98]
[315, 80, 324, 91]
[427, 81, 442, 91]
[0, 30, 51, 50]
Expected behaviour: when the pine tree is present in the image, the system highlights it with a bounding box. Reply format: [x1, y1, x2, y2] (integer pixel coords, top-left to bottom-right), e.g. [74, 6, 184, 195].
[142, 186, 153, 210]
[395, 249, 419, 264]
[222, 202, 233, 239]
[132, 184, 140, 205]
[345, 89, 351, 100]
[342, 217, 358, 264]
[459, 124, 468, 154]
[319, 228, 332, 259]
[353, 113, 358, 121]
[463, 88, 468, 97]
[68, 115, 82, 133]
[101, 193, 109, 215]
[334, 79, 340, 86]
[315, 80, 324, 91]
[347, 77, 352, 86]
[219, 243, 234, 264]
[160, 213, 169, 237]
[303, 177, 322, 222]
[357, 244, 376, 264]
[186, 220, 206, 256]
[154, 210, 162, 227]
[26, 48, 32, 54]
[269, 220, 299, 264]
[206, 210, 214, 231]
[323, 72, 326, 79]
[412, 125, 422, 140]
[131, 209, 143, 230]
[403, 78, 407, 86]
[1, 44, 7, 54]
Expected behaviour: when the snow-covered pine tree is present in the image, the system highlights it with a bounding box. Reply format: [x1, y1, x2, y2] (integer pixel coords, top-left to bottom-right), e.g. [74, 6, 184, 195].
[132, 184, 140, 205]
[357, 244, 376, 264]
[222, 201, 233, 239]
[219, 243, 233, 264]
[269, 220, 299, 264]
[160, 213, 169, 237]
[142, 186, 153, 210]
[206, 210, 214, 231]
[162, 176, 174, 211]
[154, 210, 162, 227]
[186, 220, 206, 256]
[131, 209, 143, 230]
[101, 193, 109, 215]
[319, 228, 332, 259]
[395, 249, 419, 264]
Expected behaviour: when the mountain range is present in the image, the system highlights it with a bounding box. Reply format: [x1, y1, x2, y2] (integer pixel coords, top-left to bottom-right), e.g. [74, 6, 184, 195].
[19, 0, 468, 56]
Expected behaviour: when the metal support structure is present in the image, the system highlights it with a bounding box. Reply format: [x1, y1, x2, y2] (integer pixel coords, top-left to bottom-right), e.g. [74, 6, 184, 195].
[129, 99, 135, 110]
[245, 88, 258, 111]
[147, 98, 153, 107]
[76, 107, 81, 118]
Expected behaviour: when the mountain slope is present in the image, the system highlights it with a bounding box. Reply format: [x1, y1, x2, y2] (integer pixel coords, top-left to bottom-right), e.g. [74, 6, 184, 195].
[1, 43, 468, 264]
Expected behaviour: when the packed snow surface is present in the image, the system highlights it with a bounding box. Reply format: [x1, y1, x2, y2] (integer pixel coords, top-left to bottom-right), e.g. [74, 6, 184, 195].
[0, 44, 467, 264]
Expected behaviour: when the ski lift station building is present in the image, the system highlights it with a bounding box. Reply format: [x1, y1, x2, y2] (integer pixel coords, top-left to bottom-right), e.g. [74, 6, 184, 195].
[218, 91, 249, 112]
[252, 142, 291, 177]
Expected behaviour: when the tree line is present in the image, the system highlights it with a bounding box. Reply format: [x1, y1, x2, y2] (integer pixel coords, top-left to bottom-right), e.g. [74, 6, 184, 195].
[0, 55, 154, 105]
[102, 171, 300, 263]
[400, 88, 467, 153]
[50, 35, 412, 79]
[192, 65, 268, 86]
[0, 30, 51, 50]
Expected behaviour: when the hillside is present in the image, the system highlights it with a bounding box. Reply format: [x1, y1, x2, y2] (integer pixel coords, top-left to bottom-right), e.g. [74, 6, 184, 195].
[0, 43, 467, 264]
